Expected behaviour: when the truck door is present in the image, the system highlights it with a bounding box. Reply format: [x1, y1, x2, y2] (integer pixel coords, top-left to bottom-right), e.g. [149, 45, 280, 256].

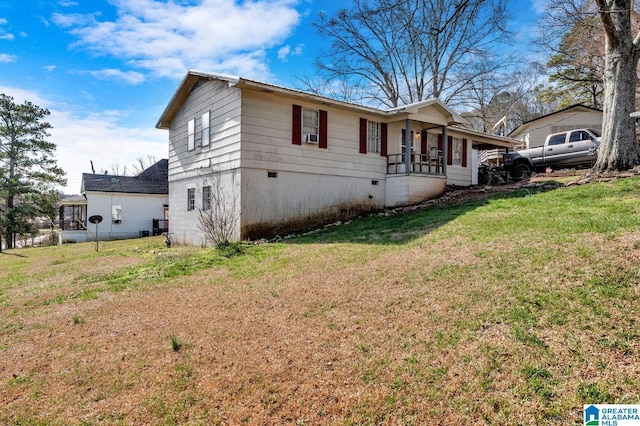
[543, 133, 568, 167]
[566, 130, 596, 166]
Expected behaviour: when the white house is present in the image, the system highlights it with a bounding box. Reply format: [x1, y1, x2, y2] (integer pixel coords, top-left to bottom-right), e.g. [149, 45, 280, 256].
[509, 104, 603, 149]
[156, 71, 518, 245]
[58, 159, 169, 243]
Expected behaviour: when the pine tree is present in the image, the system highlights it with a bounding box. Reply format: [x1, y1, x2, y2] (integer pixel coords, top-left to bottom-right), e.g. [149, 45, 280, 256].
[0, 94, 66, 249]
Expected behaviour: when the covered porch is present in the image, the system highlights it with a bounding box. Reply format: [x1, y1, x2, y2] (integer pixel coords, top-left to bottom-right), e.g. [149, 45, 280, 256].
[380, 104, 519, 206]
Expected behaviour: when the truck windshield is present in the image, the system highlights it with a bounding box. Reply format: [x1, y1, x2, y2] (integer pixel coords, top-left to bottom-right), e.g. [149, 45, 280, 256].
[588, 129, 601, 137]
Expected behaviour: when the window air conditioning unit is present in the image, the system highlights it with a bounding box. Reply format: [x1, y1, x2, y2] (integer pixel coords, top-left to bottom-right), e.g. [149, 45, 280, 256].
[304, 134, 319, 144]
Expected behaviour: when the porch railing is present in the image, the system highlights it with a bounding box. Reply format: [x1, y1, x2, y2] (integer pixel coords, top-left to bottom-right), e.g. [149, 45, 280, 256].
[386, 152, 444, 175]
[153, 219, 169, 236]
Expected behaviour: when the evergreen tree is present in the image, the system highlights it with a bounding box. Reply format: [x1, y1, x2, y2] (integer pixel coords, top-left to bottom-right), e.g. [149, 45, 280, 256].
[539, 15, 605, 109]
[0, 94, 66, 249]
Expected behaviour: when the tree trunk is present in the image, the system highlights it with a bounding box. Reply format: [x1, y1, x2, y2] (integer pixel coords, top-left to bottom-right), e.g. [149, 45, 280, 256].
[593, 0, 640, 172]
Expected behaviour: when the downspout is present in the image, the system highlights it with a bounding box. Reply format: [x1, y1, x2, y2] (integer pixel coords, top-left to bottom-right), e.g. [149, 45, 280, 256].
[405, 118, 412, 173]
[442, 125, 448, 177]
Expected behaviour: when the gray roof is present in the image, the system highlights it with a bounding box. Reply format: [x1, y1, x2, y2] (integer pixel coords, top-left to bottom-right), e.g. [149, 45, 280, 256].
[82, 159, 168, 195]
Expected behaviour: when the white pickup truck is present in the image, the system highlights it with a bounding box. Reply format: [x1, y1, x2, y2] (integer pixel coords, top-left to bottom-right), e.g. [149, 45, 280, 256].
[503, 128, 601, 178]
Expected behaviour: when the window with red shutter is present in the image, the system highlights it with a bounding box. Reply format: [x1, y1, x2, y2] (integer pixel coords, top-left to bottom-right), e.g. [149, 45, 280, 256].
[380, 123, 388, 157]
[462, 138, 468, 167]
[292, 105, 301, 145]
[359, 118, 367, 154]
[319, 110, 328, 149]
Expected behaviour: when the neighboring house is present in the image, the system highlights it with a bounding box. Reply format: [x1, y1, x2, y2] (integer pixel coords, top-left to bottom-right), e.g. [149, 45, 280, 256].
[156, 70, 518, 245]
[57, 159, 169, 243]
[480, 104, 603, 165]
[509, 104, 603, 149]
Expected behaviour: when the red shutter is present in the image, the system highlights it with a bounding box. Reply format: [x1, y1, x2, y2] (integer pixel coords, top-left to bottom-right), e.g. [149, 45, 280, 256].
[462, 138, 468, 167]
[359, 118, 367, 154]
[437, 134, 443, 150]
[380, 123, 388, 156]
[447, 136, 453, 166]
[319, 110, 328, 149]
[421, 131, 427, 155]
[292, 105, 301, 145]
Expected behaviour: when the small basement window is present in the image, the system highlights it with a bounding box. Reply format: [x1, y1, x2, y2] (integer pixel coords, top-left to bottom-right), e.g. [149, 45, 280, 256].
[268, 171, 278, 178]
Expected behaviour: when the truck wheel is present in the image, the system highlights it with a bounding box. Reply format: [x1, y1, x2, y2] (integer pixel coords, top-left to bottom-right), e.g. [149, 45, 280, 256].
[512, 163, 532, 179]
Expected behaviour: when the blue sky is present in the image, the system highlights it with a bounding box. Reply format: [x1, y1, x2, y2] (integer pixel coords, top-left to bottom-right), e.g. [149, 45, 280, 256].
[0, 0, 543, 193]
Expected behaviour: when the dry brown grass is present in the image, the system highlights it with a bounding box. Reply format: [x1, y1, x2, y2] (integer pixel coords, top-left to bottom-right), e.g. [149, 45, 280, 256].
[1, 180, 640, 425]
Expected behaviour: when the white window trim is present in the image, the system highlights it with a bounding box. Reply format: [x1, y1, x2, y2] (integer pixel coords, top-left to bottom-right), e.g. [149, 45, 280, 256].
[367, 121, 380, 153]
[112, 205, 122, 223]
[201, 111, 210, 147]
[187, 188, 195, 211]
[202, 186, 211, 211]
[187, 119, 195, 151]
[302, 108, 319, 141]
[452, 137, 463, 165]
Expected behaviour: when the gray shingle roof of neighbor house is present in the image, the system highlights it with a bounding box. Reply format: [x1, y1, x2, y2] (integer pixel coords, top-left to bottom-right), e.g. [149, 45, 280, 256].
[81, 159, 168, 195]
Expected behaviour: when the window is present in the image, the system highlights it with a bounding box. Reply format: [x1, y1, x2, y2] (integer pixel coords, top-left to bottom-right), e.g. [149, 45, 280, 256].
[59, 204, 85, 230]
[303, 108, 319, 141]
[569, 130, 591, 143]
[201, 112, 210, 147]
[367, 121, 381, 153]
[427, 133, 440, 156]
[293, 105, 327, 148]
[112, 205, 122, 223]
[187, 118, 195, 151]
[187, 188, 195, 211]
[202, 186, 211, 211]
[452, 138, 463, 165]
[548, 134, 566, 146]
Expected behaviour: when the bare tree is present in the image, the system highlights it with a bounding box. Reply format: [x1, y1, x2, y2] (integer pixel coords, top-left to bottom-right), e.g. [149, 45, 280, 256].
[593, 0, 640, 171]
[130, 155, 157, 175]
[535, 0, 640, 171]
[458, 65, 547, 134]
[102, 155, 157, 177]
[197, 170, 240, 246]
[311, 0, 511, 108]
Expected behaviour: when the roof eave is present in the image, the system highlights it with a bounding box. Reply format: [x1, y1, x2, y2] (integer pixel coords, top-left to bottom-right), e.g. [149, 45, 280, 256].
[156, 70, 240, 130]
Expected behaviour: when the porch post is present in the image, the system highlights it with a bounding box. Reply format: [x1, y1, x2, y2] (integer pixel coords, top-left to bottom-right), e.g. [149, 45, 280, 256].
[442, 125, 448, 176]
[405, 119, 412, 172]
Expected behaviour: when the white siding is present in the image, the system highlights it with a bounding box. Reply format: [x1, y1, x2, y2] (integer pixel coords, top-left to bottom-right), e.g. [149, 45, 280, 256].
[386, 174, 446, 207]
[168, 79, 242, 182]
[512, 109, 602, 149]
[238, 90, 389, 237]
[169, 170, 241, 246]
[167, 79, 242, 245]
[240, 91, 387, 178]
[163, 76, 504, 242]
[240, 168, 384, 238]
[85, 192, 167, 240]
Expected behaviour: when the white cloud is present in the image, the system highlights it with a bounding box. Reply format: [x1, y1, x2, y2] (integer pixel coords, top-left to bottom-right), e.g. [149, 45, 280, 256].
[277, 45, 291, 61]
[531, 1, 549, 15]
[0, 53, 16, 62]
[0, 17, 14, 40]
[85, 68, 146, 85]
[43, 65, 56, 72]
[52, 0, 300, 80]
[0, 85, 167, 194]
[277, 43, 303, 61]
